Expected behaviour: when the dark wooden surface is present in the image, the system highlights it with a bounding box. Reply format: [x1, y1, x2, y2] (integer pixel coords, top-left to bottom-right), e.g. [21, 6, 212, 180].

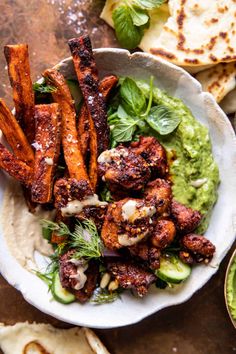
[0, 1, 235, 353]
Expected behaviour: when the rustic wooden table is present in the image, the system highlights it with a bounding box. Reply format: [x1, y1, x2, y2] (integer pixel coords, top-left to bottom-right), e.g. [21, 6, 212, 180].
[0, 1, 235, 353]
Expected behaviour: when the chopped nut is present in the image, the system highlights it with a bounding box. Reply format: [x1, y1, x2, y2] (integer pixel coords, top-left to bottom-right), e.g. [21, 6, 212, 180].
[108, 279, 119, 292]
[100, 272, 111, 289]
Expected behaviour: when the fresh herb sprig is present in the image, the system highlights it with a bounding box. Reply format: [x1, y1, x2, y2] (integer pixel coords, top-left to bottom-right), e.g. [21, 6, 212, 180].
[41, 219, 103, 260]
[35, 247, 60, 288]
[112, 0, 165, 49]
[108, 76, 181, 146]
[33, 80, 57, 93]
[70, 220, 103, 260]
[100, 185, 113, 203]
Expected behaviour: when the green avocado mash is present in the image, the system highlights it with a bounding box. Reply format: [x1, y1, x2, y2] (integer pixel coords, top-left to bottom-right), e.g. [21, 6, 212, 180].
[136, 81, 220, 233]
[226, 255, 236, 320]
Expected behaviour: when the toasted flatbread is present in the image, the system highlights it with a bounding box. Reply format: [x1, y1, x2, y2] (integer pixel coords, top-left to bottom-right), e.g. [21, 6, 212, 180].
[0, 322, 110, 354]
[220, 88, 236, 114]
[195, 62, 236, 103]
[101, 0, 236, 67]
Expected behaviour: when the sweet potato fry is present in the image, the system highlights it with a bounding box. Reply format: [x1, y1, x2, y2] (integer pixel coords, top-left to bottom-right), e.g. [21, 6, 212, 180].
[78, 75, 118, 158]
[0, 142, 32, 186]
[0, 99, 34, 167]
[43, 68, 91, 188]
[31, 104, 61, 203]
[68, 36, 110, 154]
[51, 210, 69, 244]
[77, 105, 89, 158]
[4, 44, 35, 143]
[68, 36, 110, 189]
[88, 118, 99, 190]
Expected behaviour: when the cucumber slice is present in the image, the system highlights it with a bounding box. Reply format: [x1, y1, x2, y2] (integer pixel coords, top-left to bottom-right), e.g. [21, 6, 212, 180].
[52, 271, 76, 304]
[156, 255, 191, 284]
[66, 79, 82, 111]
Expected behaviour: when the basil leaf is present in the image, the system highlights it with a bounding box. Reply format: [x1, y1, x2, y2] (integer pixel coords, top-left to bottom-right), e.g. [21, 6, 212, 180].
[117, 105, 129, 119]
[112, 117, 139, 142]
[129, 5, 149, 26]
[120, 78, 146, 115]
[135, 0, 165, 9]
[112, 5, 143, 49]
[146, 105, 181, 135]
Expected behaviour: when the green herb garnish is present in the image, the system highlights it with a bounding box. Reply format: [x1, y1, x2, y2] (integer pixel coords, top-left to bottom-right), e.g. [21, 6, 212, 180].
[70, 220, 103, 260]
[146, 105, 181, 135]
[90, 287, 121, 305]
[100, 186, 113, 203]
[112, 5, 143, 50]
[41, 219, 102, 261]
[112, 0, 165, 49]
[108, 76, 180, 146]
[33, 81, 57, 93]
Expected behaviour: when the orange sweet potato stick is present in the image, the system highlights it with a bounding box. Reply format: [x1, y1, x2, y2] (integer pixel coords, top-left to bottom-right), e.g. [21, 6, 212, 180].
[31, 104, 61, 203]
[0, 99, 34, 167]
[68, 36, 110, 190]
[78, 75, 118, 158]
[0, 143, 33, 186]
[4, 44, 35, 143]
[43, 68, 92, 190]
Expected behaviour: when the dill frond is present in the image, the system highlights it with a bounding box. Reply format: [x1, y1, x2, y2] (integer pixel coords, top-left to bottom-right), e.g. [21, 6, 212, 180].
[69, 219, 103, 260]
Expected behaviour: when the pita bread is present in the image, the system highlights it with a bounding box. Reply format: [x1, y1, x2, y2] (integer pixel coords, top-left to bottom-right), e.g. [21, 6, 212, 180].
[101, 0, 236, 67]
[220, 88, 236, 114]
[0, 322, 110, 354]
[195, 62, 236, 103]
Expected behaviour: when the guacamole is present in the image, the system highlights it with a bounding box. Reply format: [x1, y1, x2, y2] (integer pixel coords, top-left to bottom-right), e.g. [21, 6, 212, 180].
[226, 255, 236, 320]
[136, 81, 220, 233]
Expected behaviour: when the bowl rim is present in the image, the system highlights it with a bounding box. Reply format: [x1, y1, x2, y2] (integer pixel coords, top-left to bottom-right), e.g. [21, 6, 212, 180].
[0, 48, 236, 328]
[224, 248, 236, 329]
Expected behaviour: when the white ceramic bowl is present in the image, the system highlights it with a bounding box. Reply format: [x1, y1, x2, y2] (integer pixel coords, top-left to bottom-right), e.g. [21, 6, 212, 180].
[0, 49, 236, 329]
[224, 248, 236, 329]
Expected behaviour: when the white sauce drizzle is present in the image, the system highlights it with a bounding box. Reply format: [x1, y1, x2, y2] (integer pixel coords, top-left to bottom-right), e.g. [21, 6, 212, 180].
[118, 233, 147, 247]
[69, 260, 88, 290]
[44, 157, 53, 165]
[190, 178, 208, 188]
[121, 200, 156, 223]
[98, 148, 129, 164]
[61, 194, 107, 216]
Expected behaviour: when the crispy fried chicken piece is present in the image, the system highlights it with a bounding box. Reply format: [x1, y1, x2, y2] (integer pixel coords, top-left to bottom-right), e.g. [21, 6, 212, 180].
[76, 205, 107, 232]
[107, 261, 156, 296]
[54, 177, 93, 209]
[59, 250, 98, 302]
[73, 261, 99, 303]
[101, 202, 122, 250]
[131, 136, 168, 177]
[179, 251, 194, 265]
[144, 178, 172, 216]
[171, 200, 202, 234]
[180, 234, 215, 264]
[98, 146, 151, 192]
[129, 243, 161, 270]
[151, 219, 176, 249]
[101, 198, 156, 250]
[59, 250, 82, 289]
